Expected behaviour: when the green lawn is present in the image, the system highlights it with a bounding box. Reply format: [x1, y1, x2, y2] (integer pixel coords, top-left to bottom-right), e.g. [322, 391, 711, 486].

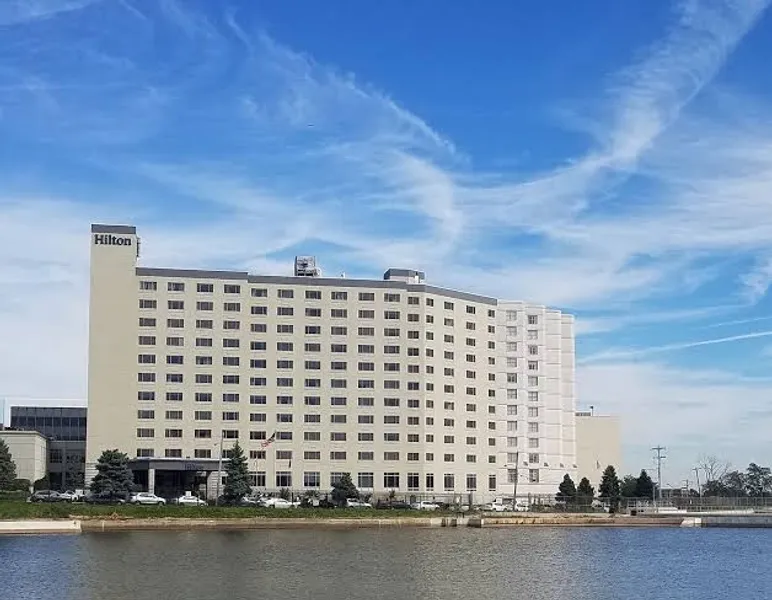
[0, 501, 435, 520]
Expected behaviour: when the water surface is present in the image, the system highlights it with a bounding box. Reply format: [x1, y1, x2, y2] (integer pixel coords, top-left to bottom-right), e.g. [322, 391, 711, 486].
[1, 528, 770, 599]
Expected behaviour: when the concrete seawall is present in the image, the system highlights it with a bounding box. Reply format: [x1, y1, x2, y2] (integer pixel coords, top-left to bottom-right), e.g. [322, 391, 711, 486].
[0, 520, 81, 535]
[681, 515, 772, 529]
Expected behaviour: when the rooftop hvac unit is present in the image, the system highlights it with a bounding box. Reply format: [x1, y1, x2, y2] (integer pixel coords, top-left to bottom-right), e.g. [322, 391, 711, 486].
[294, 256, 321, 277]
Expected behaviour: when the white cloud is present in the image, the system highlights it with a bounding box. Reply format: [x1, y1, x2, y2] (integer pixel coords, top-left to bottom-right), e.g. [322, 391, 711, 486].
[0, 0, 101, 26]
[579, 360, 772, 479]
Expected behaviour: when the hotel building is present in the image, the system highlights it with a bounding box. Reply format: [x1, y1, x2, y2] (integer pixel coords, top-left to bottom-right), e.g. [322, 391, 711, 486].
[87, 224, 577, 502]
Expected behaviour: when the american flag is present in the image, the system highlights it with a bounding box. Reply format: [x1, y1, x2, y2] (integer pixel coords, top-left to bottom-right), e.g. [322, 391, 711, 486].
[261, 432, 276, 448]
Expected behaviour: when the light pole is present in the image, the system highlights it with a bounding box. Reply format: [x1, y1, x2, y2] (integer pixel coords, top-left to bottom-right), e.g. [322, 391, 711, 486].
[508, 451, 520, 509]
[214, 432, 224, 506]
[693, 467, 701, 497]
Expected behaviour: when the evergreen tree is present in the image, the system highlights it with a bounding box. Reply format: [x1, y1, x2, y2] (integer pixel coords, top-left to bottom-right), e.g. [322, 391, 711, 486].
[635, 470, 655, 499]
[331, 473, 359, 507]
[598, 465, 621, 513]
[577, 477, 595, 500]
[620, 475, 638, 498]
[556, 474, 577, 505]
[223, 442, 251, 503]
[90, 449, 134, 499]
[0, 439, 17, 491]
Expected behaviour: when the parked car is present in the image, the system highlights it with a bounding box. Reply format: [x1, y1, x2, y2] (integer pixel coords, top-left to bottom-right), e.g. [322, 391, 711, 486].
[346, 498, 372, 508]
[84, 492, 128, 505]
[29, 490, 66, 503]
[176, 495, 207, 506]
[130, 492, 166, 506]
[262, 497, 294, 508]
[411, 501, 440, 511]
[483, 502, 508, 513]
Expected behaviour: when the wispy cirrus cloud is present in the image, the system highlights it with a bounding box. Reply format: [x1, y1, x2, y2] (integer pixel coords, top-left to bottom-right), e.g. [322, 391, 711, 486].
[1, 0, 772, 481]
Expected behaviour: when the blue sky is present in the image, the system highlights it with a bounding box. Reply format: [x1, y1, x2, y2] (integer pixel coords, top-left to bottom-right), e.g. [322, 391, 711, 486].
[1, 0, 772, 485]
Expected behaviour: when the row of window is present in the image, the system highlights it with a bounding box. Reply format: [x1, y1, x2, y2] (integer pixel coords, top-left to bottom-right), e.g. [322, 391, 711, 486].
[142, 281, 493, 313]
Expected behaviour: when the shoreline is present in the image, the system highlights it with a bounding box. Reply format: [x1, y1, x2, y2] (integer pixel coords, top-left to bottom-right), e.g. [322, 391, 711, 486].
[0, 514, 686, 534]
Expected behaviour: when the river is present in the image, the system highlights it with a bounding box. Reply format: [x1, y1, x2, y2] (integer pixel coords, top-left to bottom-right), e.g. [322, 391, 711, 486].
[1, 528, 770, 599]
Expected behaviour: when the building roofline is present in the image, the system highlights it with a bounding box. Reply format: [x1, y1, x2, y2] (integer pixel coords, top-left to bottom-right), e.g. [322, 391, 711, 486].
[91, 224, 137, 234]
[135, 267, 498, 305]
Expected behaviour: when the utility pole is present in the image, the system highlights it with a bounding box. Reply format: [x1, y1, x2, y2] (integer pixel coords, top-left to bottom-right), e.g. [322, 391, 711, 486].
[512, 450, 519, 509]
[215, 433, 224, 506]
[693, 467, 701, 497]
[652, 446, 666, 502]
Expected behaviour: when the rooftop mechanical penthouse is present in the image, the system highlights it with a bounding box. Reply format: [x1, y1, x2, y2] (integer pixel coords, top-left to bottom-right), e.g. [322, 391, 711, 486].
[87, 224, 577, 501]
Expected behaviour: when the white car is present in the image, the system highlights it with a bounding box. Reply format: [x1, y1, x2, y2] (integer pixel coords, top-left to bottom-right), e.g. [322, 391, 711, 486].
[262, 497, 294, 508]
[177, 495, 207, 506]
[346, 498, 372, 508]
[484, 503, 508, 513]
[130, 492, 166, 506]
[411, 501, 440, 511]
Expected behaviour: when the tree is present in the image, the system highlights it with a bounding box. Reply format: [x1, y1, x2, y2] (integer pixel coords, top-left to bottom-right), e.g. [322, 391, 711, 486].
[744, 463, 772, 497]
[598, 465, 621, 513]
[635, 470, 655, 500]
[620, 475, 638, 498]
[577, 477, 595, 502]
[331, 473, 359, 507]
[223, 442, 251, 504]
[90, 449, 134, 499]
[0, 439, 17, 491]
[556, 474, 577, 505]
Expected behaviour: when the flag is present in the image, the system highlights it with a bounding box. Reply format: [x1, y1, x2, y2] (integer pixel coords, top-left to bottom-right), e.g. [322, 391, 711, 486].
[261, 432, 276, 448]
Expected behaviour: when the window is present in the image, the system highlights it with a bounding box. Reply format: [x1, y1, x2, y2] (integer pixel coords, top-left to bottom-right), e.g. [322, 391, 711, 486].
[138, 354, 156, 364]
[223, 374, 240, 385]
[304, 472, 320, 488]
[196, 319, 213, 329]
[528, 407, 539, 418]
[330, 432, 347, 442]
[222, 411, 239, 421]
[358, 344, 375, 354]
[331, 344, 347, 353]
[137, 410, 154, 420]
[528, 438, 539, 449]
[167, 282, 184, 292]
[276, 431, 293, 441]
[138, 336, 156, 346]
[277, 289, 294, 299]
[224, 303, 241, 313]
[528, 345, 538, 356]
[166, 392, 183, 402]
[276, 324, 293, 335]
[358, 397, 374, 407]
[507, 405, 518, 417]
[251, 288, 267, 298]
[250, 395, 267, 405]
[383, 473, 400, 488]
[223, 356, 240, 366]
[384, 311, 400, 320]
[358, 292, 375, 301]
[139, 299, 157, 309]
[252, 306, 268, 316]
[358, 415, 374, 424]
[277, 307, 294, 317]
[276, 472, 292, 487]
[195, 392, 212, 403]
[194, 283, 213, 293]
[527, 314, 539, 325]
[330, 326, 347, 336]
[167, 355, 183, 365]
[277, 342, 294, 352]
[194, 449, 212, 459]
[528, 422, 539, 434]
[358, 473, 374, 488]
[167, 318, 184, 329]
[384, 433, 400, 442]
[466, 474, 477, 490]
[358, 432, 374, 441]
[358, 451, 374, 461]
[304, 396, 321, 406]
[195, 411, 212, 420]
[330, 451, 347, 460]
[139, 317, 156, 327]
[250, 431, 266, 440]
[358, 310, 375, 319]
[444, 473, 455, 490]
[167, 300, 184, 310]
[528, 391, 539, 402]
[331, 291, 348, 301]
[384, 345, 400, 355]
[331, 415, 347, 424]
[140, 280, 157, 291]
[223, 393, 240, 403]
[529, 469, 540, 483]
[138, 373, 156, 383]
[305, 343, 321, 352]
[165, 428, 182, 438]
[277, 413, 293, 423]
[250, 359, 266, 369]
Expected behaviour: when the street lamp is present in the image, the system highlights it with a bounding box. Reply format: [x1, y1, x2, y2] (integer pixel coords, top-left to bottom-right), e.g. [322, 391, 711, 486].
[507, 450, 520, 509]
[214, 432, 224, 506]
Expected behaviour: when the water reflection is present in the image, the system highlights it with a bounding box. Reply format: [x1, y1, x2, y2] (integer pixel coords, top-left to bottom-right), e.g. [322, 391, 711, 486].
[1, 528, 770, 600]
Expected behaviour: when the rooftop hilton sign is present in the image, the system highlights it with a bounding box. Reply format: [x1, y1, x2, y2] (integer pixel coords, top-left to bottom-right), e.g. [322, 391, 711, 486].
[94, 234, 132, 246]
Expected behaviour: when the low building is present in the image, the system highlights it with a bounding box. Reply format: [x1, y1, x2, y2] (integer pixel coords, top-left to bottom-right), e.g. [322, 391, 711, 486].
[0, 430, 48, 484]
[575, 411, 621, 489]
[9, 406, 87, 489]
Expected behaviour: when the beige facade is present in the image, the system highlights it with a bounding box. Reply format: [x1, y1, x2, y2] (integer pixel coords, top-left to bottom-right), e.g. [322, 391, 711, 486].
[86, 224, 577, 501]
[0, 430, 48, 484]
[575, 413, 621, 489]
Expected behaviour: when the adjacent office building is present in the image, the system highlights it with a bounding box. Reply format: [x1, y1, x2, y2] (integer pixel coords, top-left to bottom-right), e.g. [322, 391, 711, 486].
[8, 406, 87, 488]
[0, 429, 48, 484]
[87, 224, 577, 501]
[575, 411, 621, 488]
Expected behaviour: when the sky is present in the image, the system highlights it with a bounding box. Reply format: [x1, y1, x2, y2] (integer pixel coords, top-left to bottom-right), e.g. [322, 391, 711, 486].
[1, 0, 772, 487]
